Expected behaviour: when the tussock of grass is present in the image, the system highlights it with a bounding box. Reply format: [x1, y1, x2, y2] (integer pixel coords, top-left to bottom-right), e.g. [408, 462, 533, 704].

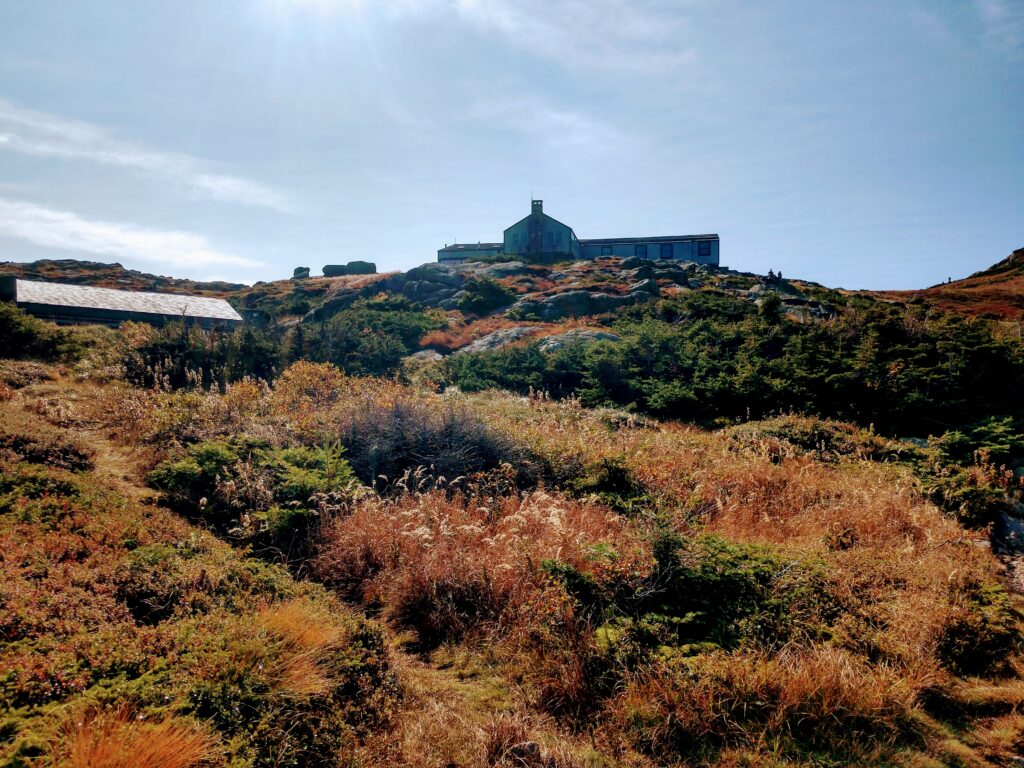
[52, 707, 215, 768]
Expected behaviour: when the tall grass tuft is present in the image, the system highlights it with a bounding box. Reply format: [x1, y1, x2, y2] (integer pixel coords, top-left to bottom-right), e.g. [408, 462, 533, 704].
[54, 707, 215, 768]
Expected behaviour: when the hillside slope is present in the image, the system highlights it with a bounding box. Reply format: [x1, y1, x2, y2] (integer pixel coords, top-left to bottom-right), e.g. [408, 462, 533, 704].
[3, 259, 1024, 765]
[876, 247, 1024, 320]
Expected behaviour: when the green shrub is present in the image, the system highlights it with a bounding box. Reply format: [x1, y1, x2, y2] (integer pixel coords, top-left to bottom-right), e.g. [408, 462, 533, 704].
[338, 398, 537, 492]
[923, 462, 1015, 529]
[303, 295, 444, 377]
[636, 533, 836, 650]
[456, 278, 516, 316]
[444, 294, 1024, 437]
[563, 456, 655, 515]
[123, 322, 282, 390]
[149, 439, 357, 536]
[937, 581, 1021, 676]
[0, 303, 82, 361]
[0, 428, 95, 471]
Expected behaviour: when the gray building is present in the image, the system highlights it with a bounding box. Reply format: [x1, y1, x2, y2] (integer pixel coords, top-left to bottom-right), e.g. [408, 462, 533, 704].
[438, 200, 718, 266]
[0, 276, 243, 329]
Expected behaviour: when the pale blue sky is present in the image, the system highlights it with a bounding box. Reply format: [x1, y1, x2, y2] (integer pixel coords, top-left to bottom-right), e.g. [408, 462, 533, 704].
[0, 0, 1021, 288]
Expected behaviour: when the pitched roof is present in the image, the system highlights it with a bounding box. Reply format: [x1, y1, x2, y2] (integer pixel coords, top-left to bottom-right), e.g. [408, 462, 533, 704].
[438, 243, 502, 252]
[13, 279, 242, 322]
[579, 234, 719, 246]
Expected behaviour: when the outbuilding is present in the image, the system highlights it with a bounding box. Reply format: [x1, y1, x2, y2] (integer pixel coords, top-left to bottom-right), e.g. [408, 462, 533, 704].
[0, 276, 243, 329]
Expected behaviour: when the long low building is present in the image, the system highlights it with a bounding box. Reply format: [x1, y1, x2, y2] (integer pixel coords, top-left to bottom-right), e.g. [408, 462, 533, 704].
[438, 200, 719, 266]
[0, 276, 243, 329]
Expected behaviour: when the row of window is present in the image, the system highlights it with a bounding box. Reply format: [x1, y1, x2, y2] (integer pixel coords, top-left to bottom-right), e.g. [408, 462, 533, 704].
[598, 242, 714, 258]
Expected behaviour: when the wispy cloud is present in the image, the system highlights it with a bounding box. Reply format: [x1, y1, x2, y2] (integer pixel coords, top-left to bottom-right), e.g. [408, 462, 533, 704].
[0, 98, 293, 211]
[974, 0, 1024, 58]
[467, 94, 634, 158]
[0, 197, 260, 270]
[361, 0, 698, 73]
[455, 0, 696, 73]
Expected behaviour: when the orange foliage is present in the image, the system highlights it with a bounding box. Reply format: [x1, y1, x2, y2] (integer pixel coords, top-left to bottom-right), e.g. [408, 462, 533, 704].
[54, 708, 214, 768]
[315, 489, 650, 643]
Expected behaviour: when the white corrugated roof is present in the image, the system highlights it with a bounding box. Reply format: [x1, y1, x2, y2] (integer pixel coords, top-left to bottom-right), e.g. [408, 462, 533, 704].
[15, 279, 242, 322]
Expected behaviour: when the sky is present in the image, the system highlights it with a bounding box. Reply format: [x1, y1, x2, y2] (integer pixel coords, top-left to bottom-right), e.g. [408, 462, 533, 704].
[0, 0, 1021, 289]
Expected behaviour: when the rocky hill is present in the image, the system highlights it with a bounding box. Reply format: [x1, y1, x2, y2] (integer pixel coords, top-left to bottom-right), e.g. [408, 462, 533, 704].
[875, 247, 1024, 320]
[3, 252, 1024, 767]
[0, 258, 247, 295]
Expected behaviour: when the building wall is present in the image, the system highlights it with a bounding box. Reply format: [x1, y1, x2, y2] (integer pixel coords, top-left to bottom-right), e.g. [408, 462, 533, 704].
[437, 246, 502, 262]
[579, 238, 719, 265]
[503, 214, 580, 259]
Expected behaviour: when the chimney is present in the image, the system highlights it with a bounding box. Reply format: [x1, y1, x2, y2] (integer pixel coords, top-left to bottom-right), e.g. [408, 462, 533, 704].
[532, 199, 543, 216]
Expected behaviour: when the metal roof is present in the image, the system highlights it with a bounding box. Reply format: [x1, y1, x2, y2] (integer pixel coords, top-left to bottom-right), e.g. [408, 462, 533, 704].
[579, 234, 719, 246]
[13, 279, 242, 322]
[438, 243, 502, 252]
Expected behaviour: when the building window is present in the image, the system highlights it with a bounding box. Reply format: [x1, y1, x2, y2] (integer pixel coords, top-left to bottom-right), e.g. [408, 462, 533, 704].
[635, 244, 648, 258]
[660, 243, 673, 259]
[698, 241, 712, 258]
[601, 245, 612, 256]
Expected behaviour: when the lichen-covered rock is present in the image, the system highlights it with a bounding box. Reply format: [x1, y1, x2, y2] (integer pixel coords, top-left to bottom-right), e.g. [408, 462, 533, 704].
[629, 278, 660, 295]
[292, 267, 311, 280]
[509, 290, 649, 321]
[402, 280, 460, 303]
[537, 329, 622, 352]
[323, 261, 377, 277]
[406, 349, 445, 362]
[455, 326, 541, 354]
[405, 263, 465, 288]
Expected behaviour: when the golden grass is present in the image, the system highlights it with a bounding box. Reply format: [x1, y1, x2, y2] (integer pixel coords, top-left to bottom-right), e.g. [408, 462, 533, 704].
[54, 708, 215, 768]
[257, 599, 347, 697]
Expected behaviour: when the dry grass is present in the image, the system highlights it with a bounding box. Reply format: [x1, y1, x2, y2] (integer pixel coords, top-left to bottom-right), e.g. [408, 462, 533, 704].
[53, 707, 215, 768]
[314, 488, 648, 645]
[257, 598, 345, 697]
[606, 645, 934, 760]
[61, 364, 1024, 767]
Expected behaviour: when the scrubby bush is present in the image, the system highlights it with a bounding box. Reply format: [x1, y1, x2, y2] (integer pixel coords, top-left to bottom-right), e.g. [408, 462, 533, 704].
[0, 427, 95, 471]
[303, 295, 444, 377]
[314, 489, 648, 648]
[727, 415, 918, 464]
[123, 321, 282, 390]
[609, 646, 925, 761]
[937, 580, 1021, 676]
[444, 293, 1024, 436]
[0, 302, 82, 361]
[924, 460, 1019, 528]
[457, 278, 516, 316]
[148, 438, 358, 549]
[338, 397, 538, 492]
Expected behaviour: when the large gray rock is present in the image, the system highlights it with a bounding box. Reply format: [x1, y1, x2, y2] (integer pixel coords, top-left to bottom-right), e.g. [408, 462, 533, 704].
[292, 266, 310, 280]
[456, 326, 540, 354]
[405, 263, 465, 288]
[476, 260, 529, 278]
[402, 280, 460, 303]
[538, 329, 622, 352]
[993, 505, 1024, 554]
[629, 278, 660, 295]
[323, 261, 377, 277]
[406, 349, 445, 363]
[510, 286, 661, 321]
[619, 256, 648, 270]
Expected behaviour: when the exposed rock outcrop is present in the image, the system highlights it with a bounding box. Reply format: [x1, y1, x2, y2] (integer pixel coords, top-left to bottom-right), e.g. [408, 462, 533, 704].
[538, 329, 621, 352]
[455, 326, 541, 354]
[508, 289, 654, 321]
